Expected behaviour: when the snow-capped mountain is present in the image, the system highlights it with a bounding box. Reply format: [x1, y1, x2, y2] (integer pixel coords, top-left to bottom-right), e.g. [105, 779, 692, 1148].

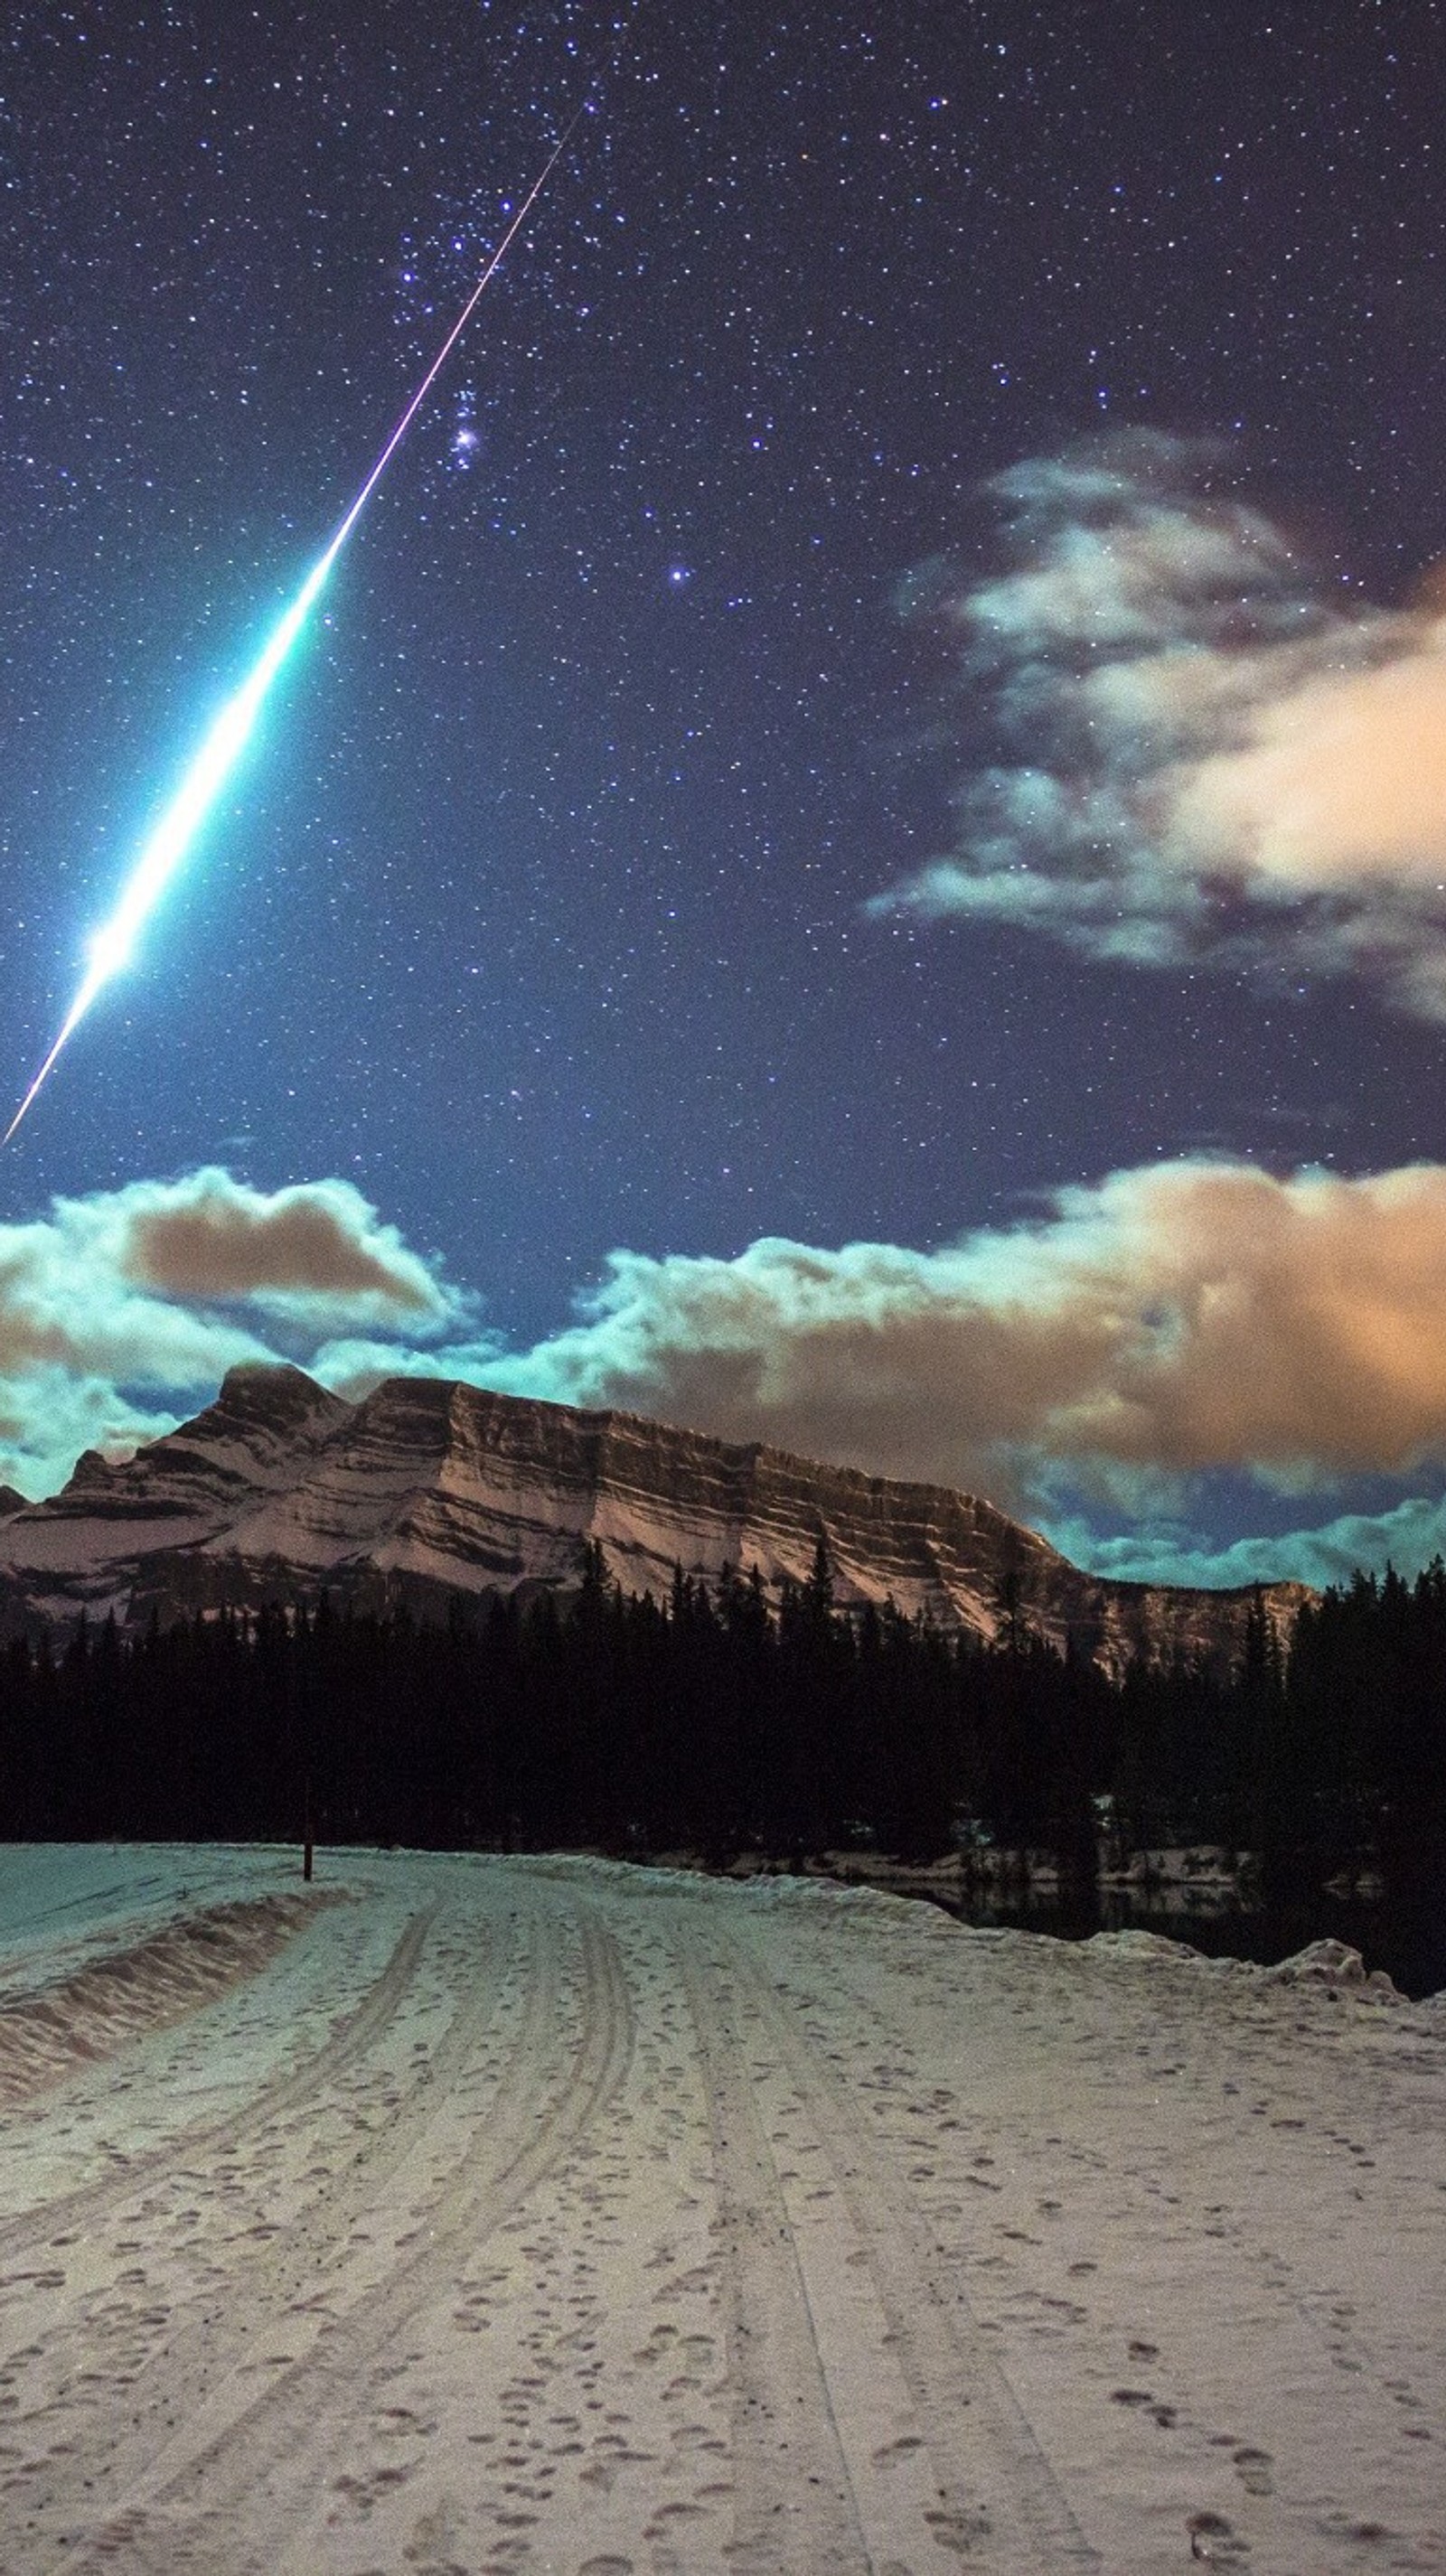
[0, 1362, 1302, 1668]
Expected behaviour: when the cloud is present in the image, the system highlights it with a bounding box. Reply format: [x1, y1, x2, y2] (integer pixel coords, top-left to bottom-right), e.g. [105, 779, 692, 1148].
[0, 1170, 462, 1496]
[210, 1161, 1446, 1592]
[1042, 1493, 1446, 1595]
[0, 1371, 191, 1509]
[471, 1161, 1446, 1503]
[872, 433, 1446, 1012]
[118, 1166, 446, 1317]
[9, 1158, 1446, 1592]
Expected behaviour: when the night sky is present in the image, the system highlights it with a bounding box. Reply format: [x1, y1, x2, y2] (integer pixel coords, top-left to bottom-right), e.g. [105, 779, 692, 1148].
[5, 0, 1446, 1588]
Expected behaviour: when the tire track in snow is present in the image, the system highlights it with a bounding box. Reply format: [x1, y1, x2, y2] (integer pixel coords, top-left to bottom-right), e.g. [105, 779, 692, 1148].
[681, 1909, 1102, 2571]
[0, 1898, 471, 2568]
[62, 1887, 635, 2575]
[750, 1928, 1102, 2570]
[0, 1899, 436, 2261]
[675, 1927, 873, 2575]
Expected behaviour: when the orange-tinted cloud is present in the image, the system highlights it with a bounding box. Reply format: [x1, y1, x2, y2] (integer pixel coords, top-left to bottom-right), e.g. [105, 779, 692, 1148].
[480, 1160, 1446, 1494]
[119, 1167, 445, 1315]
[874, 435, 1446, 1012]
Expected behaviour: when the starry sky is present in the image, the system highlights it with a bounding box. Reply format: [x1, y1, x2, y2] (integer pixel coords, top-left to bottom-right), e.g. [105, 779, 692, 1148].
[4, 0, 1446, 1588]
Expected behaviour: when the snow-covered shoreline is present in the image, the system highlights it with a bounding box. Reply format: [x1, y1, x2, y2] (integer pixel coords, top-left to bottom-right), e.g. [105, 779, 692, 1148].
[0, 1846, 1441, 2571]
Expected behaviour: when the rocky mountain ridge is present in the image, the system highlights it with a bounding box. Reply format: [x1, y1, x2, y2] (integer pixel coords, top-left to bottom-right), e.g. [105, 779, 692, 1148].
[0, 1363, 1305, 1672]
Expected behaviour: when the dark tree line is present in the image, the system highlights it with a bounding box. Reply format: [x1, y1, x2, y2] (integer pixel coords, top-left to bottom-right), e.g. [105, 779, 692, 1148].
[1269, 1562, 1446, 1937]
[0, 1550, 1443, 1927]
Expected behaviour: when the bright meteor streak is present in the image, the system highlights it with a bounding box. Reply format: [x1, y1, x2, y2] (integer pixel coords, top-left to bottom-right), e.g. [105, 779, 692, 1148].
[4, 109, 584, 1147]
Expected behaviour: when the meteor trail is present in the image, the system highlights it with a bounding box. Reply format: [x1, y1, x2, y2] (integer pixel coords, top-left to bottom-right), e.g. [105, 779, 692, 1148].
[4, 108, 585, 1147]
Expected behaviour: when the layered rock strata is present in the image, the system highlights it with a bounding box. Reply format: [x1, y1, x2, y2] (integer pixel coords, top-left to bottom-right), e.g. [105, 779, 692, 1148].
[0, 1363, 1303, 1671]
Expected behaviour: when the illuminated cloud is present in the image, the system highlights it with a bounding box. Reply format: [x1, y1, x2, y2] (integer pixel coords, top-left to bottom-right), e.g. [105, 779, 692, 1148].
[473, 1160, 1446, 1496]
[119, 1166, 446, 1317]
[309, 1162, 1446, 1586]
[8, 1160, 1446, 1590]
[0, 1170, 459, 1496]
[873, 434, 1446, 1012]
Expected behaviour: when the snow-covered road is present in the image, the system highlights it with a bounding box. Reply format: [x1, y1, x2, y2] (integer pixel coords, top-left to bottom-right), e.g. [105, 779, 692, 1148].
[0, 1848, 1441, 2573]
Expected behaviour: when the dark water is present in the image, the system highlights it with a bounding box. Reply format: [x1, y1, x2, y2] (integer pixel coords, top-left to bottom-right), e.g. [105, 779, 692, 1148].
[913, 1881, 1446, 2003]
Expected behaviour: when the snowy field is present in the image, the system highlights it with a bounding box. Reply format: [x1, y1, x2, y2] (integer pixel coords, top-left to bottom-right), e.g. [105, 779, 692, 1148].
[0, 1848, 1442, 2574]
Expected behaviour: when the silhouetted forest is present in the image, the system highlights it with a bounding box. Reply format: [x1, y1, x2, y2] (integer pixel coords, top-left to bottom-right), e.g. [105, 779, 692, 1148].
[1, 1547, 1443, 1933]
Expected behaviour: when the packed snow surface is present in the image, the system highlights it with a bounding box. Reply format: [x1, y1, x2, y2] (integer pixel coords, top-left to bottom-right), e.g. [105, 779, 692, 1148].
[0, 1847, 1441, 2573]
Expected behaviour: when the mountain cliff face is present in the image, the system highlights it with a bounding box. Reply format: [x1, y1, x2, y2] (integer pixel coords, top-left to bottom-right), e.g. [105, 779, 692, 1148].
[0, 1363, 1304, 1672]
